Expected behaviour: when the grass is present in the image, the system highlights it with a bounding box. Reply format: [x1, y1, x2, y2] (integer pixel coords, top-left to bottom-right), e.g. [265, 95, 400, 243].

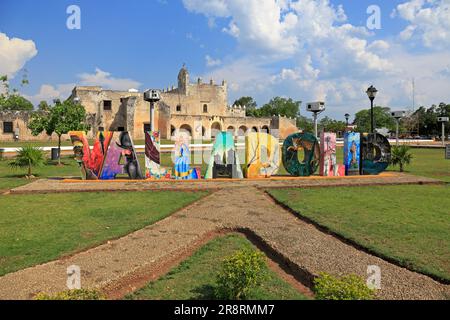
[268, 185, 450, 281]
[387, 148, 450, 182]
[127, 233, 309, 300]
[0, 190, 208, 276]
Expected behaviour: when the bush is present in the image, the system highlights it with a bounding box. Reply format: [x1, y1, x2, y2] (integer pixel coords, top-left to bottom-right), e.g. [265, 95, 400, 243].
[34, 289, 105, 300]
[390, 145, 413, 172]
[215, 249, 266, 300]
[313, 272, 376, 300]
[9, 146, 45, 177]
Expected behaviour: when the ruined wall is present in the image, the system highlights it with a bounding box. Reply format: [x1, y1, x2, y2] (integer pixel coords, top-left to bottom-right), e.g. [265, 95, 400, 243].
[0, 110, 68, 142]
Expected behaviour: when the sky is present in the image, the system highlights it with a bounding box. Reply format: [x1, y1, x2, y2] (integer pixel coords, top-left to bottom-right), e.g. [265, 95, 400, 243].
[1, 0, 450, 120]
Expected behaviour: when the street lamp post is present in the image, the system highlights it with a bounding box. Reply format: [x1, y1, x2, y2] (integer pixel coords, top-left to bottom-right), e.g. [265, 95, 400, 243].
[391, 111, 406, 146]
[345, 113, 350, 127]
[366, 85, 378, 133]
[306, 102, 325, 138]
[438, 117, 449, 147]
[144, 89, 162, 131]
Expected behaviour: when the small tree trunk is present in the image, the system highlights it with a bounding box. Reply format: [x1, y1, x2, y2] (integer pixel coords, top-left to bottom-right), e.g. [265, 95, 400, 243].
[400, 163, 404, 172]
[58, 134, 62, 165]
[28, 159, 32, 177]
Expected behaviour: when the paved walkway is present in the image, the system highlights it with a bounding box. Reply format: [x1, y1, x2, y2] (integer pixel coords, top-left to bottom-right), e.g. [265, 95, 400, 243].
[0, 183, 448, 300]
[9, 172, 442, 194]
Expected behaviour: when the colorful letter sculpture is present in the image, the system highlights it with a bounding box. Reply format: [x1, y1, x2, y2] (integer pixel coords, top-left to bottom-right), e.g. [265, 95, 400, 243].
[205, 131, 243, 179]
[145, 131, 169, 179]
[320, 132, 345, 176]
[70, 131, 111, 180]
[361, 133, 391, 175]
[245, 132, 281, 178]
[344, 132, 360, 176]
[70, 131, 143, 180]
[173, 133, 199, 180]
[282, 132, 320, 176]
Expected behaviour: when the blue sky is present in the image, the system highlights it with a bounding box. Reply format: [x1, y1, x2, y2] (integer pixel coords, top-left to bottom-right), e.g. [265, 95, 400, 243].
[1, 0, 450, 120]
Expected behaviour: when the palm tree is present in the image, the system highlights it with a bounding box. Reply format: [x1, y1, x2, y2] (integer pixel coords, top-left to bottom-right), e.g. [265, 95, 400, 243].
[390, 145, 413, 172]
[9, 146, 45, 178]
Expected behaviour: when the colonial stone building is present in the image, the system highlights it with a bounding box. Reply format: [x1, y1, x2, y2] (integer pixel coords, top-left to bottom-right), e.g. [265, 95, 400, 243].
[0, 66, 298, 142]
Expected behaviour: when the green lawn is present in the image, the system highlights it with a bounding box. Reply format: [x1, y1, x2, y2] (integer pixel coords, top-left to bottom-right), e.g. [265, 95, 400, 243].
[0, 190, 208, 276]
[388, 148, 450, 182]
[127, 233, 309, 300]
[268, 185, 450, 281]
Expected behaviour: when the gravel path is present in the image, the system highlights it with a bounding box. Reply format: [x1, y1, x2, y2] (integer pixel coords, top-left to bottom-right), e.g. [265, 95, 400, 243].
[9, 172, 442, 194]
[0, 184, 448, 300]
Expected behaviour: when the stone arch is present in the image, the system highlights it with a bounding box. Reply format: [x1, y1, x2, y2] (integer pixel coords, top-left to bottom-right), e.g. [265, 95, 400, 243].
[261, 125, 270, 133]
[238, 125, 248, 136]
[179, 124, 192, 136]
[211, 122, 222, 139]
[227, 126, 235, 136]
[251, 126, 258, 132]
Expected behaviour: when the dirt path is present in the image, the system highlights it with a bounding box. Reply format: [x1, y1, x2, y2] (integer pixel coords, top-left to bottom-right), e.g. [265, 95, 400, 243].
[0, 185, 448, 300]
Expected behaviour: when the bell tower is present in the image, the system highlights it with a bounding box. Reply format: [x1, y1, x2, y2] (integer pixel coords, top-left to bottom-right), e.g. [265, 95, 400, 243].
[177, 64, 189, 95]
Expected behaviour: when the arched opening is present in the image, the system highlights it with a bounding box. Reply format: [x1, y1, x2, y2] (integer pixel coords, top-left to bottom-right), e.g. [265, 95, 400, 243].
[261, 125, 270, 134]
[179, 124, 192, 136]
[238, 125, 248, 136]
[203, 104, 208, 113]
[227, 126, 235, 136]
[211, 122, 222, 139]
[251, 126, 258, 132]
[202, 126, 206, 137]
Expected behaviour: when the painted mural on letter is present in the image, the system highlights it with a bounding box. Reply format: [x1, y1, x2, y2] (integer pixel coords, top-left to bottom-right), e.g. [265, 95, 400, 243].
[205, 131, 243, 179]
[245, 132, 280, 178]
[344, 132, 360, 176]
[282, 132, 320, 177]
[172, 133, 200, 180]
[320, 132, 345, 176]
[361, 133, 391, 175]
[145, 131, 169, 179]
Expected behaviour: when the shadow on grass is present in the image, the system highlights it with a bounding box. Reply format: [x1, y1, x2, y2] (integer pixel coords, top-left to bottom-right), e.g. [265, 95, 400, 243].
[190, 284, 216, 300]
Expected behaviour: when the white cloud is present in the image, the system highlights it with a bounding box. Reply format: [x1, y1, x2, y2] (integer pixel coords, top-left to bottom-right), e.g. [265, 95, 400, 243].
[25, 83, 75, 105]
[395, 0, 450, 49]
[185, 0, 450, 118]
[205, 55, 222, 67]
[0, 32, 37, 78]
[78, 68, 141, 91]
[25, 68, 141, 106]
[184, 0, 299, 55]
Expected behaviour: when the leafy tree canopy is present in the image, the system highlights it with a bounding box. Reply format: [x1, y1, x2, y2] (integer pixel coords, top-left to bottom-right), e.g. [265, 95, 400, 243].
[0, 74, 34, 111]
[28, 99, 90, 164]
[354, 106, 396, 133]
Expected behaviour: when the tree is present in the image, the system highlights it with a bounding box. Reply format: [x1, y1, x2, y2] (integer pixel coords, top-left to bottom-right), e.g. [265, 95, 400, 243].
[9, 146, 45, 178]
[0, 73, 34, 111]
[233, 96, 258, 117]
[296, 115, 314, 132]
[28, 99, 89, 165]
[390, 145, 413, 172]
[259, 97, 301, 118]
[354, 106, 396, 133]
[319, 116, 346, 133]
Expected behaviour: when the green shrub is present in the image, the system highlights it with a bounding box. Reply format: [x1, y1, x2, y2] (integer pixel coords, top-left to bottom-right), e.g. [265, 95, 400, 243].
[390, 145, 413, 172]
[313, 272, 376, 300]
[34, 289, 105, 300]
[9, 146, 45, 177]
[215, 249, 266, 300]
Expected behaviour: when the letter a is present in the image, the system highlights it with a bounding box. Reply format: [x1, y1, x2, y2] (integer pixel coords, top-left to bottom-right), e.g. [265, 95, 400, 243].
[66, 5, 81, 30]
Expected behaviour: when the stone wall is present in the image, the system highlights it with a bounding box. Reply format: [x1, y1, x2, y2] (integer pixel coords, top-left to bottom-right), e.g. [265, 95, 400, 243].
[0, 110, 65, 142]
